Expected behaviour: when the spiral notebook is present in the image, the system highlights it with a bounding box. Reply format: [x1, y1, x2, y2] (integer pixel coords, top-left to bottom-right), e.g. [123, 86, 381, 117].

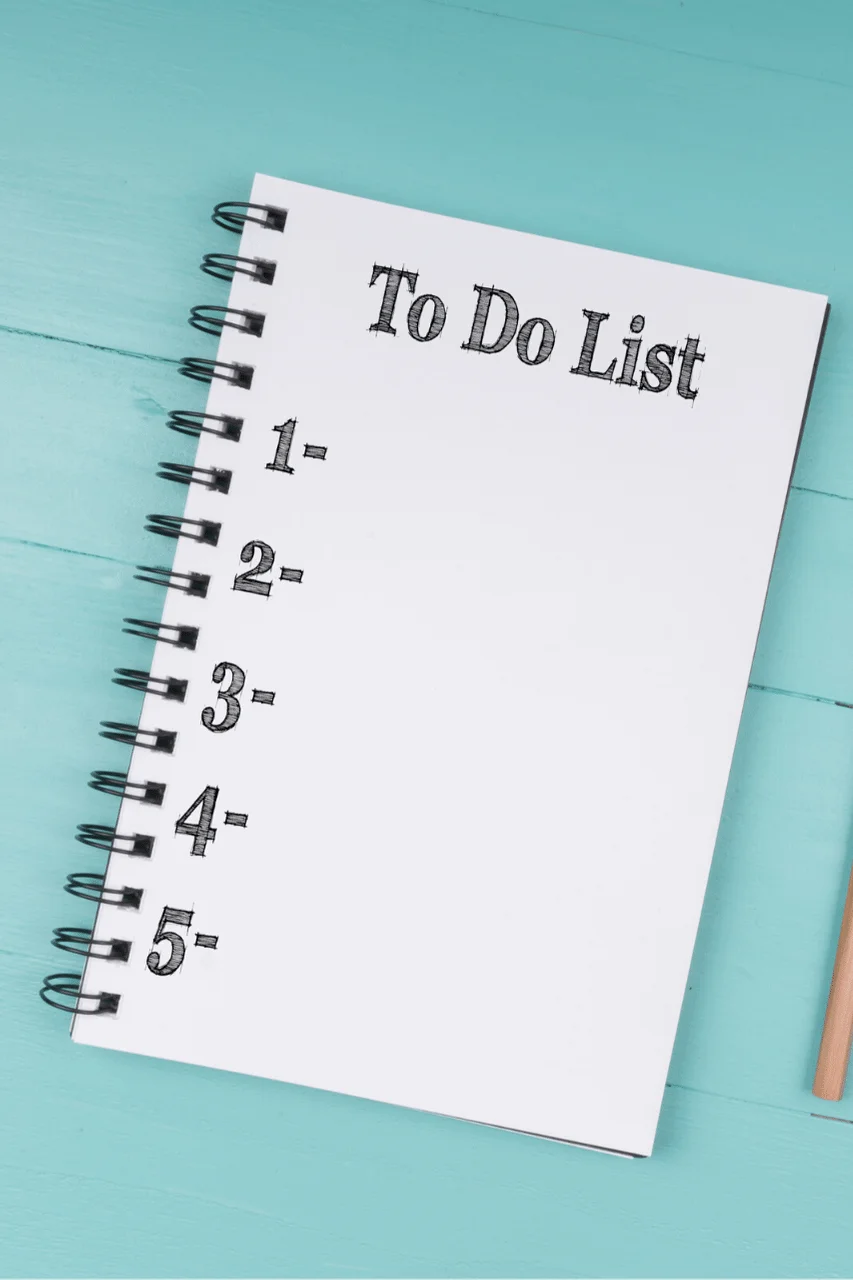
[43, 173, 828, 1158]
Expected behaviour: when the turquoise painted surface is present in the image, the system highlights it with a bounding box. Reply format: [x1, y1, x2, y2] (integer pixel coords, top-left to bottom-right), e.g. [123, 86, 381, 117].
[3, 0, 853, 1273]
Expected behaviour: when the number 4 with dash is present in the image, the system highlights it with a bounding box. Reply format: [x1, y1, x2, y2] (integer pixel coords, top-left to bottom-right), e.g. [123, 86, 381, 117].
[175, 787, 250, 855]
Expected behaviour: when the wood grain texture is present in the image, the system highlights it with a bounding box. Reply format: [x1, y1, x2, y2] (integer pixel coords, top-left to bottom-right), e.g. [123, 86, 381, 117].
[3, 0, 853, 1274]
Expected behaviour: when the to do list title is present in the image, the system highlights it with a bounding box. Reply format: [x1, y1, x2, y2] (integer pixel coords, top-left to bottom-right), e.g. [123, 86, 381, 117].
[368, 264, 706, 401]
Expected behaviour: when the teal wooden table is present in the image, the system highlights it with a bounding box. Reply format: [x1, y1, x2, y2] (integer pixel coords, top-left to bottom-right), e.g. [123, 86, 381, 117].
[3, 1, 853, 1274]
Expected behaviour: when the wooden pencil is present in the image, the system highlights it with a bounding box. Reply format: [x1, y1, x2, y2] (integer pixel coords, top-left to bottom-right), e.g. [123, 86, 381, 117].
[813, 862, 853, 1100]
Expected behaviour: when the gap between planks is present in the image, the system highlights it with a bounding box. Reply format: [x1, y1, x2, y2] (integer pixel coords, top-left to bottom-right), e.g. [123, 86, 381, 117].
[418, 0, 853, 92]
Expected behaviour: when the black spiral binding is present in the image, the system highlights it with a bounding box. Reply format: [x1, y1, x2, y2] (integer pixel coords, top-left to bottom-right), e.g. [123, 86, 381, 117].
[179, 357, 254, 389]
[166, 410, 243, 442]
[201, 253, 276, 286]
[52, 928, 132, 962]
[156, 462, 232, 494]
[40, 193, 286, 1017]
[112, 668, 188, 700]
[133, 566, 211, 598]
[144, 514, 222, 544]
[77, 823, 155, 857]
[89, 771, 166, 805]
[122, 618, 200, 648]
[189, 305, 265, 339]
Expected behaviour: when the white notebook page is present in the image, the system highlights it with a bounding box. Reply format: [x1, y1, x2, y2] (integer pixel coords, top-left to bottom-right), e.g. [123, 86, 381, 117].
[73, 174, 827, 1157]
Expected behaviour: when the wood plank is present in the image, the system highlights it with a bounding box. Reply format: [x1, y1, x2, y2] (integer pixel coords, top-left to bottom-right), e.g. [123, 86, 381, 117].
[752, 487, 853, 700]
[673, 687, 853, 1117]
[425, 0, 853, 84]
[0, 0, 848, 506]
[2, 325, 849, 699]
[0, 331, 194, 562]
